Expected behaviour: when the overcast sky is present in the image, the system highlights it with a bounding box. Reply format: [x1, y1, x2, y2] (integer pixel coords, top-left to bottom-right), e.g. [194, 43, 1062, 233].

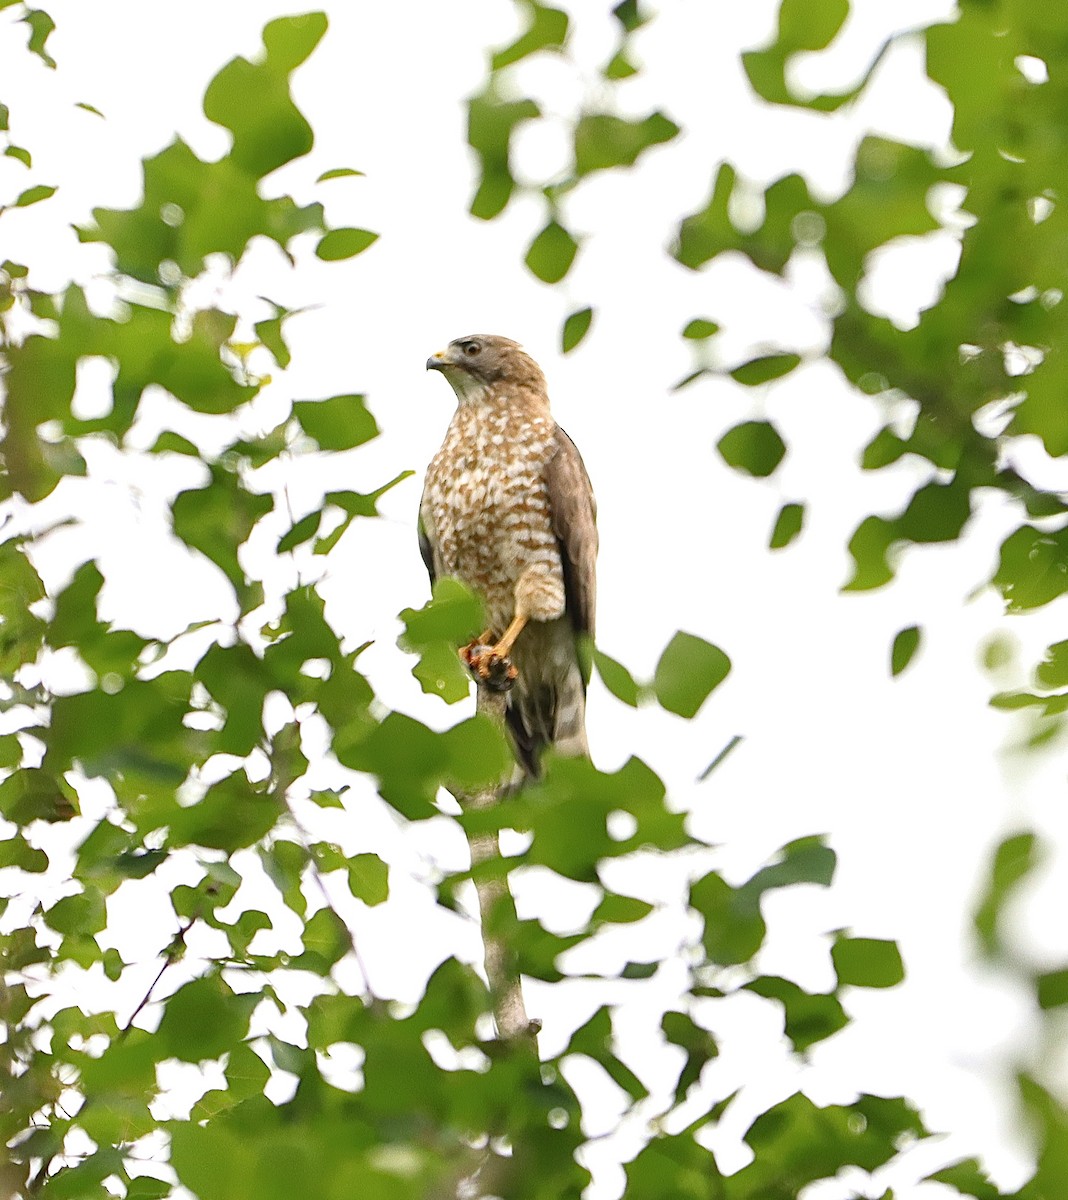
[3, 1, 1067, 1193]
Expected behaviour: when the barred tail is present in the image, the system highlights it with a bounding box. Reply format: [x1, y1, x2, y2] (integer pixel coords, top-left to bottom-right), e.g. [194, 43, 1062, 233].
[506, 660, 589, 777]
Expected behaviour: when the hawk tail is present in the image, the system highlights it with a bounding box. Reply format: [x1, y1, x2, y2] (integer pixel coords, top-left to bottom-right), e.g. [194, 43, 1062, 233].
[506, 663, 588, 778]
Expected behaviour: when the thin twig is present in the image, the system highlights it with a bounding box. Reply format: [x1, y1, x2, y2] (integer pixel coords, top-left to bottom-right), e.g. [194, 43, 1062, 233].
[122, 916, 195, 1035]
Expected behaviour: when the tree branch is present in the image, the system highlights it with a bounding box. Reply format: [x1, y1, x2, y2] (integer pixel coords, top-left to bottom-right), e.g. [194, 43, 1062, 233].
[454, 681, 538, 1050]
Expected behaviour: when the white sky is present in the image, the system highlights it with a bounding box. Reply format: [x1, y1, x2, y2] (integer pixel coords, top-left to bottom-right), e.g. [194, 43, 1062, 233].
[4, 1, 1068, 1195]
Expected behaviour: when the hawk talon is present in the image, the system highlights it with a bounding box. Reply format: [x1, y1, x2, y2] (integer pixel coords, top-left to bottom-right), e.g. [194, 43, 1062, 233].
[461, 642, 519, 692]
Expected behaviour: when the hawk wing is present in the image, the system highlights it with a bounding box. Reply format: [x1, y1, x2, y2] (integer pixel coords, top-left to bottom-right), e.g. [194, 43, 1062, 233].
[545, 425, 597, 642]
[417, 507, 437, 586]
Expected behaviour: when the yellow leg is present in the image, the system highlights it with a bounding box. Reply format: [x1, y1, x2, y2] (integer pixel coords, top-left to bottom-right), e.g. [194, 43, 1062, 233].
[492, 614, 528, 659]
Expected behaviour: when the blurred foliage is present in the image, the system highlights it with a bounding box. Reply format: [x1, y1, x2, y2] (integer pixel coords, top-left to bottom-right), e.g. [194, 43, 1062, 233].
[0, 1, 1064, 1199]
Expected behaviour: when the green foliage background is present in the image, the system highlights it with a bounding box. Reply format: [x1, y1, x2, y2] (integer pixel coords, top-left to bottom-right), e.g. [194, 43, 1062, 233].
[1, 1, 1066, 1197]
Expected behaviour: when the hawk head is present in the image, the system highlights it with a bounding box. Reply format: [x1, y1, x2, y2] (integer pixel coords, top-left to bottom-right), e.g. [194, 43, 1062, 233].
[427, 334, 546, 404]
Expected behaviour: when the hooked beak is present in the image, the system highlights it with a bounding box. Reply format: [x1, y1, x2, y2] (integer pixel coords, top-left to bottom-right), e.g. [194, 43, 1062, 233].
[426, 349, 450, 372]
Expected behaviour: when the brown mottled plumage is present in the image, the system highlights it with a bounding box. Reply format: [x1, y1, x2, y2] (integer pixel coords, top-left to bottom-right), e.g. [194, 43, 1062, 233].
[420, 334, 597, 775]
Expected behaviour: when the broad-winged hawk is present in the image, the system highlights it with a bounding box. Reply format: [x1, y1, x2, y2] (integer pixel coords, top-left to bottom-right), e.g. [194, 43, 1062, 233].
[420, 334, 597, 775]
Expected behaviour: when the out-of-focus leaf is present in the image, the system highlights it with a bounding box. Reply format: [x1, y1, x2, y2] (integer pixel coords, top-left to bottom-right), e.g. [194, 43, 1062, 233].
[203, 12, 327, 178]
[157, 975, 256, 1062]
[315, 228, 378, 261]
[169, 771, 283, 852]
[831, 936, 905, 989]
[574, 111, 678, 177]
[926, 1158, 1004, 1200]
[654, 631, 730, 718]
[398, 577, 483, 704]
[692, 837, 834, 966]
[769, 502, 804, 549]
[14, 184, 56, 208]
[293, 394, 378, 450]
[22, 8, 57, 68]
[890, 625, 921, 676]
[994, 525, 1068, 612]
[744, 976, 849, 1052]
[661, 1010, 718, 1104]
[467, 88, 540, 220]
[593, 648, 642, 707]
[443, 714, 513, 791]
[683, 318, 719, 339]
[843, 515, 896, 592]
[974, 831, 1039, 956]
[729, 353, 801, 386]
[0, 768, 76, 824]
[172, 465, 272, 607]
[717, 420, 786, 477]
[316, 167, 363, 181]
[492, 2, 568, 69]
[566, 1006, 649, 1101]
[562, 306, 593, 352]
[347, 853, 389, 906]
[525, 220, 578, 284]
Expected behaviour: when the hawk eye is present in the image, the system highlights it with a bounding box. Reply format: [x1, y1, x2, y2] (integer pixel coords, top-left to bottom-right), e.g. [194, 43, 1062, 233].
[462, 341, 481, 356]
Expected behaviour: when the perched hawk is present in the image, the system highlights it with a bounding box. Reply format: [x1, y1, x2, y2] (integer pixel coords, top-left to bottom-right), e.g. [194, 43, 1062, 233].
[420, 335, 597, 775]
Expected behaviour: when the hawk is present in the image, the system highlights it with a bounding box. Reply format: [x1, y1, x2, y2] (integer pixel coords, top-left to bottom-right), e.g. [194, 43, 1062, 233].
[420, 334, 597, 775]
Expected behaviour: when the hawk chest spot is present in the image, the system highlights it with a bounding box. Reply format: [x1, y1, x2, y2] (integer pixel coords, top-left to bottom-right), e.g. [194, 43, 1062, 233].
[427, 413, 554, 596]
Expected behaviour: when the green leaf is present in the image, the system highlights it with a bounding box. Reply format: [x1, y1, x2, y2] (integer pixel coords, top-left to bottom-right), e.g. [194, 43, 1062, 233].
[467, 88, 540, 220]
[730, 353, 801, 386]
[316, 167, 364, 181]
[172, 465, 272, 607]
[654, 631, 730, 718]
[296, 906, 349, 970]
[277, 509, 322, 553]
[925, 1158, 1004, 1200]
[661, 1010, 718, 1103]
[890, 625, 921, 676]
[831, 936, 905, 989]
[974, 831, 1039, 956]
[4, 144, 31, 168]
[1037, 968, 1068, 1011]
[399, 577, 483, 703]
[995, 525, 1068, 612]
[744, 976, 849, 1052]
[45, 888, 106, 937]
[314, 227, 378, 261]
[347, 852, 389, 906]
[574, 111, 679, 177]
[0, 768, 76, 824]
[562, 306, 593, 352]
[158, 975, 256, 1062]
[169, 771, 283, 852]
[14, 184, 56, 208]
[591, 892, 653, 926]
[492, 2, 569, 69]
[683, 318, 719, 339]
[292, 394, 378, 450]
[22, 8, 57, 67]
[525, 220, 578, 283]
[843, 515, 896, 592]
[567, 1007, 649, 1101]
[769, 502, 804, 549]
[862, 427, 909, 470]
[717, 420, 787, 477]
[443, 714, 513, 791]
[194, 642, 273, 756]
[203, 13, 327, 178]
[693, 838, 835, 966]
[593, 648, 642, 707]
